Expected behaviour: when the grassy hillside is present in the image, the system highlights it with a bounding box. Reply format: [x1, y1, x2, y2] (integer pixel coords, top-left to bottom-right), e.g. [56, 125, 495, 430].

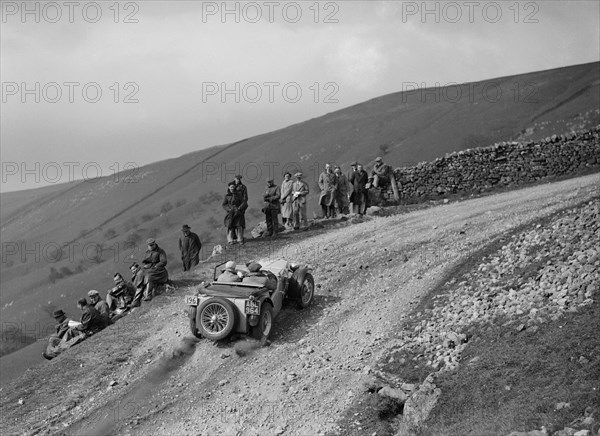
[1, 62, 599, 357]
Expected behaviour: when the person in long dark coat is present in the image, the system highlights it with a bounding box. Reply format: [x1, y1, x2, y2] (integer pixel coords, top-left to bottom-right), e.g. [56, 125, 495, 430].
[263, 179, 281, 237]
[141, 238, 169, 301]
[334, 166, 350, 215]
[178, 224, 202, 271]
[349, 163, 369, 215]
[223, 182, 248, 244]
[318, 163, 338, 218]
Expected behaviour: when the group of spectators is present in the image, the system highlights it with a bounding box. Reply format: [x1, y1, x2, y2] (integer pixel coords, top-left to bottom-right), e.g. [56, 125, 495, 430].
[43, 238, 175, 360]
[222, 157, 392, 243]
[223, 172, 310, 244]
[319, 157, 393, 217]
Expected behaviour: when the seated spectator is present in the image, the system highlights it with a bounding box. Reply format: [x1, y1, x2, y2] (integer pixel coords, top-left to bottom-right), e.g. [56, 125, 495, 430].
[63, 298, 109, 341]
[43, 309, 84, 361]
[107, 272, 135, 313]
[142, 238, 169, 301]
[217, 260, 242, 282]
[370, 156, 391, 188]
[88, 290, 111, 325]
[130, 262, 147, 308]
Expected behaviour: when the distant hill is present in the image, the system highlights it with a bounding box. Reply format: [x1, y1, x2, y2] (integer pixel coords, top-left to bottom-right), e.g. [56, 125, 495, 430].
[1, 61, 599, 357]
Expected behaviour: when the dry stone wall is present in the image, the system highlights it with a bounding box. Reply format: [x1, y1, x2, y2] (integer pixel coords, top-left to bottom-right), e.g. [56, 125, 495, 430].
[393, 126, 600, 201]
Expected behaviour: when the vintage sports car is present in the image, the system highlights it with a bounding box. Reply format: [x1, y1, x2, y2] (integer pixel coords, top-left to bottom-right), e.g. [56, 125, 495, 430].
[185, 259, 314, 342]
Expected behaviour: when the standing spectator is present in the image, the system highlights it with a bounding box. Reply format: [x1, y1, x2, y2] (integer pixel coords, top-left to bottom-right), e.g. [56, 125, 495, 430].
[318, 163, 338, 218]
[347, 162, 358, 212]
[350, 163, 369, 215]
[179, 224, 202, 271]
[291, 172, 309, 230]
[280, 172, 294, 228]
[223, 182, 247, 244]
[334, 166, 350, 215]
[263, 179, 281, 237]
[232, 174, 248, 202]
[142, 238, 169, 301]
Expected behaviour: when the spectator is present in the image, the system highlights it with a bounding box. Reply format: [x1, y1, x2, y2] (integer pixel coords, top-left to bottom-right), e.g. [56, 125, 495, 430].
[88, 290, 111, 325]
[129, 262, 147, 308]
[179, 224, 202, 271]
[263, 179, 281, 238]
[291, 172, 309, 230]
[371, 156, 392, 188]
[318, 163, 337, 218]
[223, 182, 247, 245]
[350, 163, 369, 215]
[280, 172, 294, 229]
[334, 166, 350, 215]
[107, 272, 135, 312]
[142, 238, 169, 302]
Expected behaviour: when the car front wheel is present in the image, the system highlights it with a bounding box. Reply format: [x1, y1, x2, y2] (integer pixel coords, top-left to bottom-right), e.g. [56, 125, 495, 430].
[251, 302, 273, 343]
[197, 297, 237, 341]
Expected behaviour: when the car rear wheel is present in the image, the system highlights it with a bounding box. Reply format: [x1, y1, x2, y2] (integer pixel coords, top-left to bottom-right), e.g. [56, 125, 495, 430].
[251, 302, 273, 343]
[188, 306, 202, 339]
[197, 297, 236, 341]
[298, 273, 314, 309]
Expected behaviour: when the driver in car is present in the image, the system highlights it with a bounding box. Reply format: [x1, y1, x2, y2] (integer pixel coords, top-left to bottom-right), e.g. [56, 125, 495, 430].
[217, 260, 242, 282]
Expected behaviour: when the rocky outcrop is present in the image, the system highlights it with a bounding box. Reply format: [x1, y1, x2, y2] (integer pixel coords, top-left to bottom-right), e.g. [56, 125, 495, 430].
[392, 127, 600, 201]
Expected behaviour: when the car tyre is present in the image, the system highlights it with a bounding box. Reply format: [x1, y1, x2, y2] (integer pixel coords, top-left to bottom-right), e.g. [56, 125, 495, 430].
[251, 302, 273, 344]
[188, 306, 202, 339]
[197, 297, 237, 341]
[297, 273, 315, 309]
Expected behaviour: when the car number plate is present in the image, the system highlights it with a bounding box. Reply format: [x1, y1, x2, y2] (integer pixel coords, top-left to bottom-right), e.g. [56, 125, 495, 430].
[244, 300, 260, 315]
[185, 295, 199, 306]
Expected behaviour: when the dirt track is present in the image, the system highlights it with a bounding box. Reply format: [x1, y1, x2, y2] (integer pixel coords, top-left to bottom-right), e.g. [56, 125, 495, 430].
[1, 173, 599, 436]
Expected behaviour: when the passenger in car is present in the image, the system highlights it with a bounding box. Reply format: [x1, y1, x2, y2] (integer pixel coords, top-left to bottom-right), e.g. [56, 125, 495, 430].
[242, 262, 277, 290]
[217, 260, 242, 282]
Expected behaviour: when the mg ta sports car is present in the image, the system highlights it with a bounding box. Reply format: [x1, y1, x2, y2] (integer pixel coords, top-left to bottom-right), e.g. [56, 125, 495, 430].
[185, 259, 315, 342]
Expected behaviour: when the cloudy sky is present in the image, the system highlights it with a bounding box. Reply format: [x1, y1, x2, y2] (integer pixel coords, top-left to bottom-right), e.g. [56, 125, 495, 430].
[1, 0, 599, 192]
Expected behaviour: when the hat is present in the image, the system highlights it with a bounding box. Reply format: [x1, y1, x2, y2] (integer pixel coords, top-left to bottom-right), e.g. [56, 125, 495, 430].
[225, 260, 236, 272]
[375, 157, 383, 162]
[267, 178, 274, 183]
[350, 161, 358, 166]
[77, 297, 88, 306]
[294, 172, 303, 178]
[53, 309, 65, 318]
[88, 290, 99, 297]
[182, 224, 191, 230]
[247, 262, 262, 273]
[357, 162, 363, 166]
[234, 174, 242, 179]
[146, 238, 156, 245]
